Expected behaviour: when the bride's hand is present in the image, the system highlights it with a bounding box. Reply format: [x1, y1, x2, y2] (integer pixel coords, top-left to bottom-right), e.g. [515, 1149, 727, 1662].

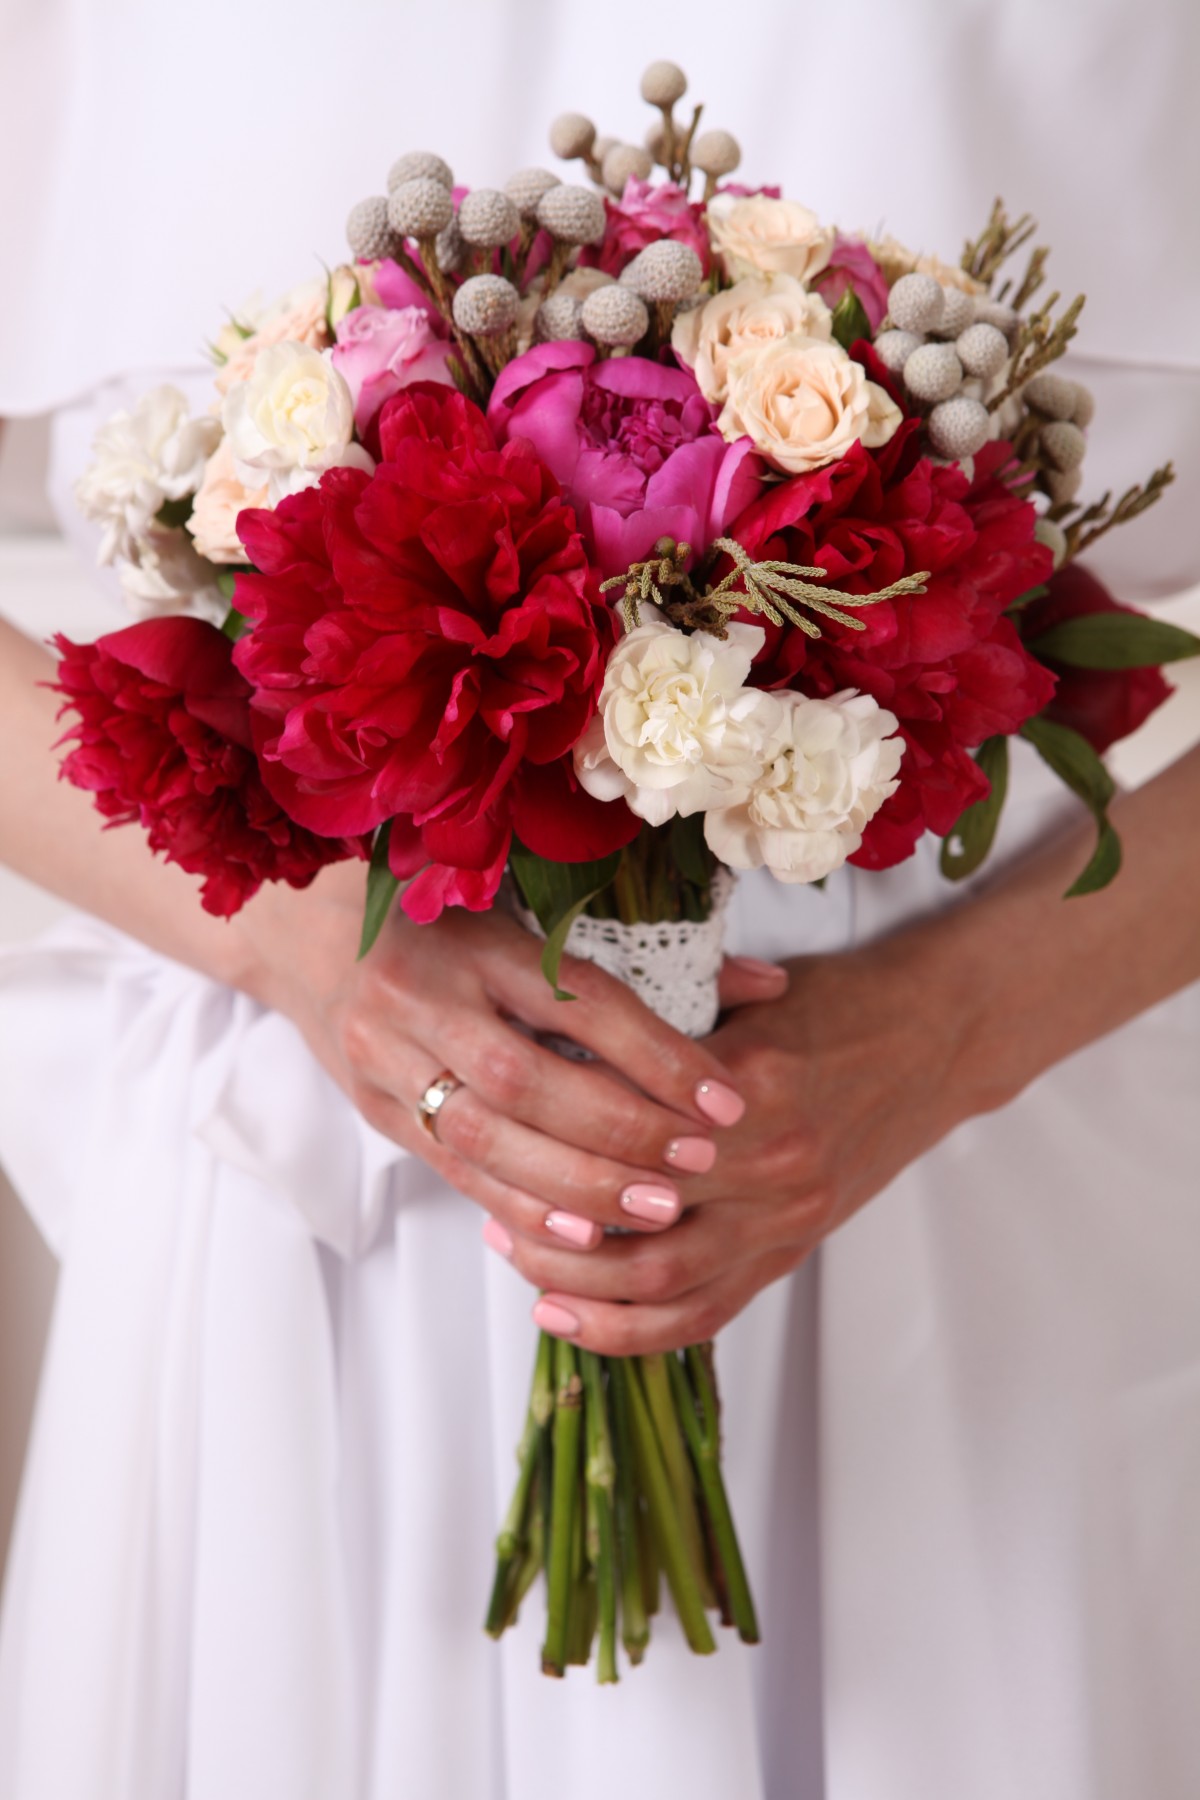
[243, 861, 751, 1250]
[502, 934, 979, 1355]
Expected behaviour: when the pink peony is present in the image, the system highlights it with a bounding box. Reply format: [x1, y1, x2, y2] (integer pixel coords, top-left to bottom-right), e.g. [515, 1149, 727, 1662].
[580, 177, 710, 278]
[332, 304, 453, 436]
[487, 342, 763, 579]
[812, 234, 891, 333]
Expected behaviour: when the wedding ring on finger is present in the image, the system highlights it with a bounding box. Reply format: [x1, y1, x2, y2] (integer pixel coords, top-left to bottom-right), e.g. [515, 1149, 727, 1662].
[416, 1070, 465, 1142]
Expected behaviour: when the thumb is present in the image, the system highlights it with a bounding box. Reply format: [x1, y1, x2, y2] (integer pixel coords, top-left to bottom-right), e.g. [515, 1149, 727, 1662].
[718, 954, 789, 1010]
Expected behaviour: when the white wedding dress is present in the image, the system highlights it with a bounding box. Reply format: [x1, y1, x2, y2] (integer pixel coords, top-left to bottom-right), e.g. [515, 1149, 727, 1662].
[1, 4, 1199, 1797]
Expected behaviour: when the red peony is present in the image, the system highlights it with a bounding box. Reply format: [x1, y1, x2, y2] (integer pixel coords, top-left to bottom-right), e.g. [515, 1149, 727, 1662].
[233, 382, 638, 922]
[725, 431, 1058, 867]
[53, 618, 363, 916]
[1019, 560, 1172, 753]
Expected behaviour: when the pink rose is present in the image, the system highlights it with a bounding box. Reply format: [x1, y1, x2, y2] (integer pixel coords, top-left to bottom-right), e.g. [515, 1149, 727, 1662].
[189, 436, 268, 565]
[580, 177, 710, 278]
[331, 304, 453, 436]
[812, 234, 891, 333]
[487, 341, 762, 578]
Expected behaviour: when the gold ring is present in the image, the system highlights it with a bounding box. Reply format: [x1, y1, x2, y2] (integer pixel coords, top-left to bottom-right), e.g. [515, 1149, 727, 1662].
[416, 1070, 463, 1141]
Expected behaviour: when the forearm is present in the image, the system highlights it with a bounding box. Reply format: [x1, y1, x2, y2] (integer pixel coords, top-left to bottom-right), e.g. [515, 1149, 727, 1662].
[898, 744, 1200, 1114]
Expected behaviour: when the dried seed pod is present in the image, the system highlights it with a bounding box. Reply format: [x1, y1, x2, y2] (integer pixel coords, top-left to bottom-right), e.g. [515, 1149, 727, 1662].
[387, 177, 454, 239]
[602, 142, 654, 195]
[387, 151, 453, 192]
[1040, 419, 1087, 472]
[690, 129, 742, 178]
[457, 188, 521, 249]
[592, 134, 618, 167]
[536, 183, 607, 245]
[535, 291, 585, 342]
[888, 272, 945, 334]
[928, 395, 992, 459]
[619, 240, 704, 303]
[581, 284, 650, 347]
[505, 167, 560, 221]
[1045, 466, 1083, 506]
[973, 298, 1019, 339]
[640, 60, 688, 107]
[934, 285, 976, 338]
[435, 215, 467, 275]
[346, 196, 397, 262]
[1071, 384, 1096, 429]
[549, 112, 596, 161]
[1023, 372, 1077, 420]
[874, 329, 924, 374]
[955, 322, 1009, 380]
[1034, 517, 1069, 569]
[903, 342, 964, 403]
[452, 274, 520, 337]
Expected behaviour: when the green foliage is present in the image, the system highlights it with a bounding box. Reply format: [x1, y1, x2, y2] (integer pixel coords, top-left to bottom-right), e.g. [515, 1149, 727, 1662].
[1027, 611, 1200, 670]
[508, 844, 623, 999]
[940, 736, 1009, 881]
[358, 823, 401, 959]
[154, 496, 193, 530]
[829, 286, 872, 353]
[1020, 715, 1123, 896]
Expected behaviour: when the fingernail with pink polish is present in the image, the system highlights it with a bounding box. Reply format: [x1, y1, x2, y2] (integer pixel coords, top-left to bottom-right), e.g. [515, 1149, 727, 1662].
[729, 955, 786, 982]
[665, 1136, 717, 1174]
[533, 1298, 581, 1338]
[695, 1080, 746, 1127]
[482, 1218, 514, 1260]
[620, 1182, 681, 1225]
[545, 1211, 601, 1250]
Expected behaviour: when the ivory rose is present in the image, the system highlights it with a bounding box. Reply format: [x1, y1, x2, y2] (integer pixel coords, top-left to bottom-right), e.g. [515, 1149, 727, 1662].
[574, 617, 781, 826]
[869, 234, 985, 296]
[718, 335, 902, 475]
[189, 437, 268, 565]
[706, 194, 835, 284]
[671, 275, 833, 404]
[214, 277, 332, 395]
[223, 342, 374, 505]
[704, 690, 904, 882]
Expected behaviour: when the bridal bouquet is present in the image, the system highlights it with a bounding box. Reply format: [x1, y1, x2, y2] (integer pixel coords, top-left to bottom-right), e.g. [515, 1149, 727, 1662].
[57, 59, 1196, 1681]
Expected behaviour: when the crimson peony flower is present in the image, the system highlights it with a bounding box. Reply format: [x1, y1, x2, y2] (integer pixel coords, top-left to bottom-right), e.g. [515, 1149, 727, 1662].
[233, 382, 638, 923]
[579, 176, 711, 279]
[725, 430, 1057, 867]
[53, 618, 364, 916]
[1018, 560, 1172, 753]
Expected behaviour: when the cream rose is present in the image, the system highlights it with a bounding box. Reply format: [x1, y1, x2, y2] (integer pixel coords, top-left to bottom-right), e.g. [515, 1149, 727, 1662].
[671, 274, 833, 403]
[75, 386, 221, 566]
[223, 341, 374, 505]
[869, 234, 984, 297]
[214, 277, 332, 395]
[704, 690, 903, 883]
[706, 194, 835, 285]
[188, 436, 268, 564]
[574, 617, 781, 826]
[718, 334, 902, 474]
[116, 527, 227, 625]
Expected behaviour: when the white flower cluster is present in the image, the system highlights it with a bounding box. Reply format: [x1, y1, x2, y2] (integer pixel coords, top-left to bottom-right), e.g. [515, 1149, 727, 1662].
[223, 341, 374, 505]
[575, 616, 902, 884]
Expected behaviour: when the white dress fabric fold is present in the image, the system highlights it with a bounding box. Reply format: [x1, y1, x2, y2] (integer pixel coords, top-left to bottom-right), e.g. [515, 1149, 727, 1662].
[1, 751, 1197, 1799]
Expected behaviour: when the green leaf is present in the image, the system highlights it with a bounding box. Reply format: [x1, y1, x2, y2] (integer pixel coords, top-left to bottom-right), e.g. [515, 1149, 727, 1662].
[508, 844, 622, 999]
[1020, 714, 1123, 897]
[830, 285, 872, 354]
[155, 496, 194, 530]
[1004, 583, 1049, 616]
[217, 570, 239, 600]
[1026, 611, 1200, 670]
[940, 736, 1009, 881]
[668, 814, 711, 889]
[220, 605, 250, 643]
[358, 823, 400, 959]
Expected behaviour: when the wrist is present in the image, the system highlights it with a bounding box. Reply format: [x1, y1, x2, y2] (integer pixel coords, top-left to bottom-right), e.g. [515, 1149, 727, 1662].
[229, 858, 368, 1026]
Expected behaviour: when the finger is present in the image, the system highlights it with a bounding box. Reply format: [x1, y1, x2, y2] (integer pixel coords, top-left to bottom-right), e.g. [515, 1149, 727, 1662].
[486, 1204, 748, 1304]
[717, 954, 789, 1010]
[482, 947, 748, 1131]
[529, 1250, 795, 1357]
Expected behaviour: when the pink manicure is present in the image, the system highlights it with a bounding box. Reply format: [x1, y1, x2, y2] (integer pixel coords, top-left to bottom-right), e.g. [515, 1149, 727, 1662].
[620, 1182, 681, 1225]
[695, 1080, 746, 1127]
[545, 1211, 602, 1249]
[482, 1218, 514, 1260]
[728, 955, 786, 982]
[665, 1136, 717, 1174]
[533, 1298, 581, 1338]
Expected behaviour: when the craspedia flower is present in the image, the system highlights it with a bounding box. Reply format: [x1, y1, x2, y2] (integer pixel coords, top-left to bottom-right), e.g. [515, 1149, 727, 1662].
[457, 188, 521, 249]
[548, 112, 596, 161]
[601, 143, 653, 194]
[537, 184, 607, 246]
[690, 129, 742, 178]
[873, 329, 923, 374]
[640, 60, 688, 107]
[619, 239, 703, 303]
[346, 196, 397, 263]
[435, 215, 467, 274]
[387, 178, 454, 239]
[387, 151, 453, 192]
[1040, 419, 1087, 471]
[453, 274, 520, 337]
[535, 292, 585, 342]
[580, 284, 649, 347]
[955, 322, 1008, 379]
[902, 342, 963, 404]
[505, 167, 560, 220]
[927, 395, 991, 458]
[933, 286, 975, 338]
[1022, 372, 1078, 420]
[887, 272, 945, 334]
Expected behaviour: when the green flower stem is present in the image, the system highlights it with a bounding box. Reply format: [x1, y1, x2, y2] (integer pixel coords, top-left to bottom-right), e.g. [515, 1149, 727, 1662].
[626, 1360, 717, 1656]
[680, 1346, 760, 1645]
[608, 1359, 650, 1664]
[542, 1339, 583, 1677]
[581, 1351, 619, 1684]
[485, 1334, 555, 1637]
[639, 1353, 716, 1610]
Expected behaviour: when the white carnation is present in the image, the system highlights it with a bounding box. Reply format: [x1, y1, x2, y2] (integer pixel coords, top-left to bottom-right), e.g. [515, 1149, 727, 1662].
[574, 619, 781, 827]
[704, 689, 903, 883]
[75, 386, 221, 565]
[223, 340, 374, 504]
[115, 528, 227, 625]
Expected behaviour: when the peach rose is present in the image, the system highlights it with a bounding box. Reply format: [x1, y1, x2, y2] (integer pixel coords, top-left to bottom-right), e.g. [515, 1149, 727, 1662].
[214, 279, 332, 395]
[671, 274, 833, 404]
[706, 195, 835, 285]
[188, 436, 268, 565]
[718, 334, 902, 475]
